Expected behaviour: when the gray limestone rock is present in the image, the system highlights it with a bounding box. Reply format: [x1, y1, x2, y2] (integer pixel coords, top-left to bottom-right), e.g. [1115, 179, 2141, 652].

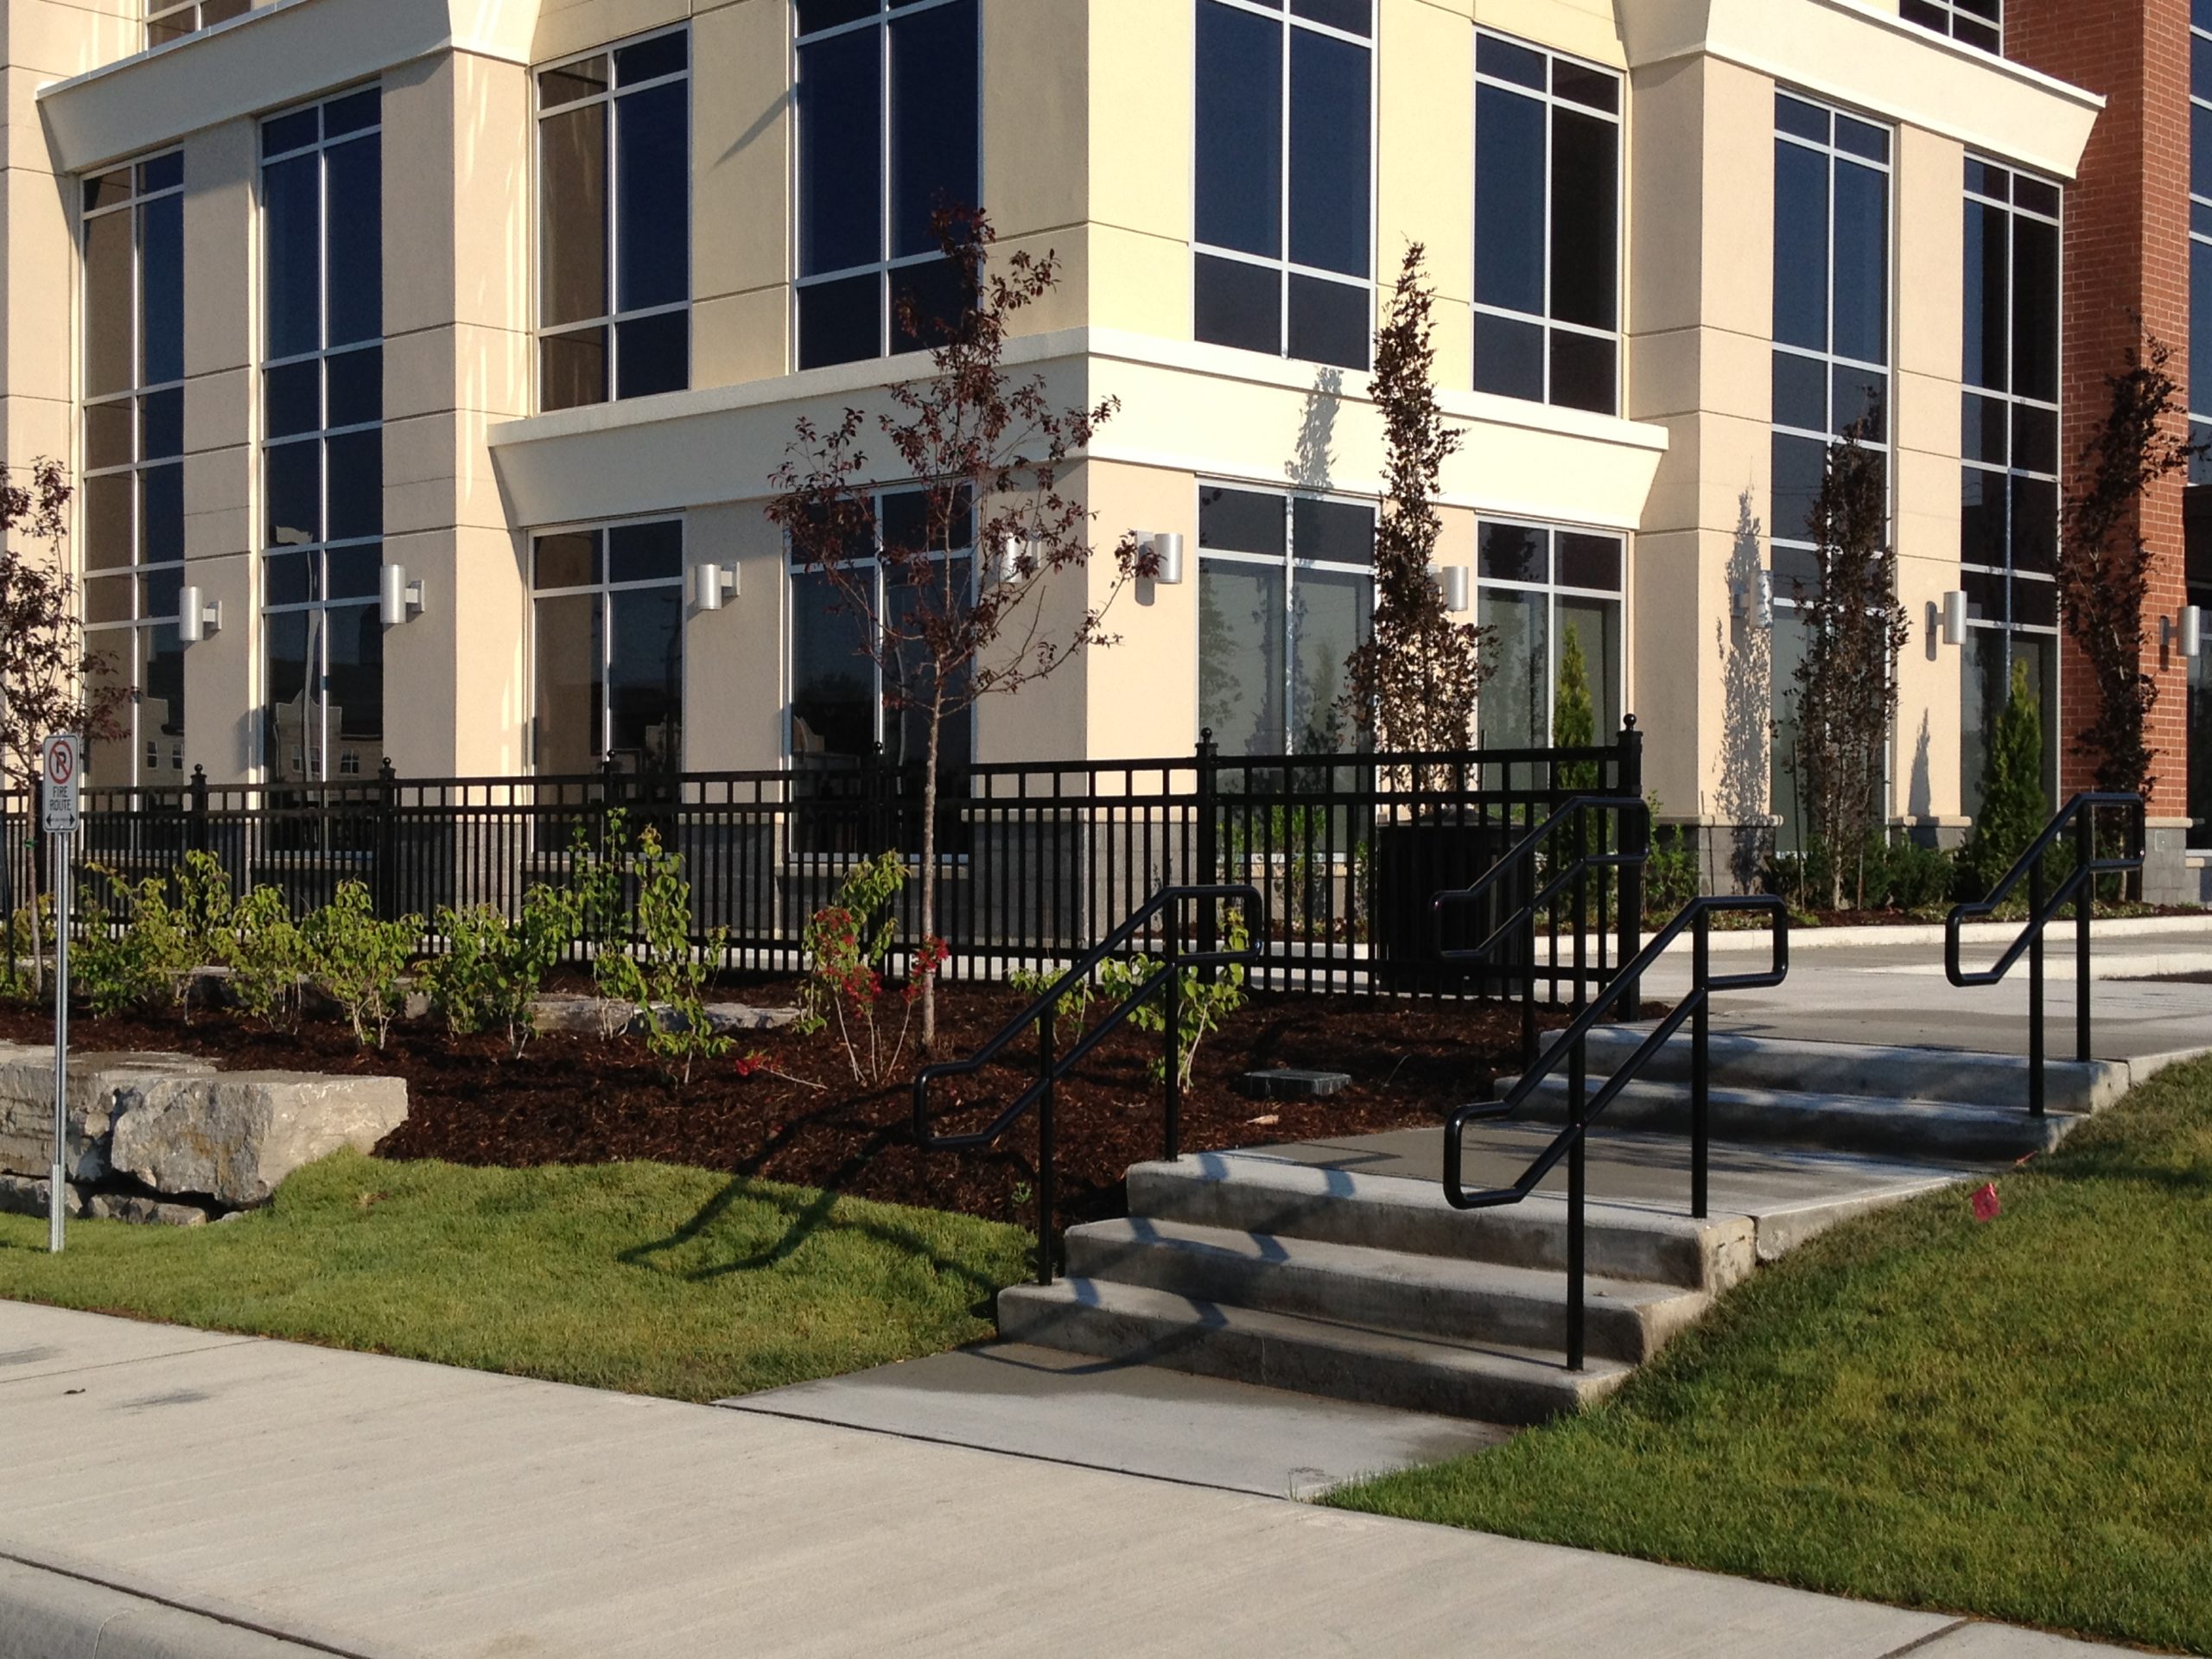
[110, 1072, 409, 1208]
[0, 1046, 217, 1183]
[0, 1172, 80, 1219]
[86, 1192, 209, 1227]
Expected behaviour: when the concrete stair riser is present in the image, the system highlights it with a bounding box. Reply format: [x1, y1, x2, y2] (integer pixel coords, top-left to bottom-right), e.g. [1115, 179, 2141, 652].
[996, 1278, 1633, 1425]
[1503, 1075, 2073, 1163]
[1573, 1028, 2124, 1115]
[1127, 1159, 1755, 1294]
[1062, 1217, 1709, 1363]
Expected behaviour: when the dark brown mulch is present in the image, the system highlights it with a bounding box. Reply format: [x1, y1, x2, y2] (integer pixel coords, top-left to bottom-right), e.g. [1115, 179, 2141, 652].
[0, 982, 1594, 1231]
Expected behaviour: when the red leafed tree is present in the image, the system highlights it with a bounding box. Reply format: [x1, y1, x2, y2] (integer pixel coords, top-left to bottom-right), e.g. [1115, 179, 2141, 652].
[0, 459, 124, 793]
[769, 210, 1148, 1048]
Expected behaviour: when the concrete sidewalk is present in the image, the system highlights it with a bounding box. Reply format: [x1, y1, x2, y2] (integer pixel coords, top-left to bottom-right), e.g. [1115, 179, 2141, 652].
[0, 1302, 2145, 1658]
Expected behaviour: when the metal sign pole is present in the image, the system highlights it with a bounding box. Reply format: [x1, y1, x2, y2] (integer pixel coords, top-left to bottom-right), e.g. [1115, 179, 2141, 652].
[49, 825, 67, 1254]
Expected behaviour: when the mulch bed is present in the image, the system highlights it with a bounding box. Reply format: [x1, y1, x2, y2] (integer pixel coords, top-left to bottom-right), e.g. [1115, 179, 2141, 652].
[0, 982, 1588, 1232]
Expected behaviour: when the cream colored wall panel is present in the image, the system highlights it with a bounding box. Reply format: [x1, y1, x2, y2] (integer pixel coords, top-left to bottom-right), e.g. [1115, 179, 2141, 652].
[182, 502, 249, 564]
[385, 327, 457, 426]
[992, 225, 1090, 338]
[382, 57, 456, 346]
[693, 287, 788, 389]
[6, 2, 141, 82]
[183, 369, 250, 454]
[1378, 0, 1473, 322]
[1088, 223, 1189, 340]
[679, 498, 783, 770]
[0, 393, 72, 470]
[1894, 553, 1961, 821]
[1896, 123, 1963, 385]
[1088, 0, 1189, 248]
[1893, 368, 1959, 463]
[531, 0, 688, 66]
[449, 52, 530, 335]
[1893, 445, 1961, 563]
[1618, 0, 2099, 181]
[985, 0, 1084, 245]
[454, 321, 533, 423]
[1470, 0, 1624, 67]
[181, 118, 253, 377]
[1624, 525, 1714, 811]
[693, 0, 788, 308]
[1693, 55, 1773, 348]
[0, 166, 72, 399]
[177, 548, 255, 780]
[181, 437, 249, 517]
[1079, 459, 1191, 762]
[381, 522, 530, 775]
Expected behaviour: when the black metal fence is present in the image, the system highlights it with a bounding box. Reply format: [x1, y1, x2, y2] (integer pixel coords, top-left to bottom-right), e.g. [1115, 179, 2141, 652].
[1, 722, 1643, 1001]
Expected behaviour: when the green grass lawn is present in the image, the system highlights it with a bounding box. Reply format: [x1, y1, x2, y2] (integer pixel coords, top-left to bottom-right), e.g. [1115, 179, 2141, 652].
[0, 1152, 1031, 1402]
[1329, 1055, 2212, 1655]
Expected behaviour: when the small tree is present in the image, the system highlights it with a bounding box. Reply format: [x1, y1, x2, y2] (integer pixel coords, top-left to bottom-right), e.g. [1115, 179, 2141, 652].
[1340, 245, 1488, 774]
[770, 210, 1146, 1049]
[1962, 658, 2050, 897]
[1789, 423, 1910, 910]
[0, 460, 125, 792]
[1554, 621, 1599, 791]
[2056, 332, 2193, 798]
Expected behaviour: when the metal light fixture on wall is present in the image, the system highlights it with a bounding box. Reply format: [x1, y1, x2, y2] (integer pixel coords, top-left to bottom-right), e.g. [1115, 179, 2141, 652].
[1940, 589, 1969, 648]
[1731, 570, 1775, 631]
[1433, 563, 1470, 613]
[2164, 603, 2202, 661]
[379, 563, 425, 627]
[692, 562, 739, 613]
[1147, 531, 1185, 585]
[176, 586, 221, 645]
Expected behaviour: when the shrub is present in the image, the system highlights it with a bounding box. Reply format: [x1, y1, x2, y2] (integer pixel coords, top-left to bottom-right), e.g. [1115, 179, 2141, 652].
[1005, 963, 1096, 1047]
[1554, 621, 1599, 791]
[1097, 906, 1250, 1090]
[798, 851, 944, 1087]
[569, 809, 640, 1040]
[229, 885, 307, 1032]
[1961, 658, 2051, 899]
[597, 829, 729, 1086]
[72, 867, 181, 1017]
[303, 881, 421, 1049]
[427, 884, 579, 1058]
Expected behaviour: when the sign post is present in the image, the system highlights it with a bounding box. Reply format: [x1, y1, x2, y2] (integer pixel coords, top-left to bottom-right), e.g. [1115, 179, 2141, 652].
[41, 734, 79, 1255]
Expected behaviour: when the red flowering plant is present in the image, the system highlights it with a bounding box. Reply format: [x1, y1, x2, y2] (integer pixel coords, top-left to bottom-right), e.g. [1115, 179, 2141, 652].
[798, 851, 945, 1085]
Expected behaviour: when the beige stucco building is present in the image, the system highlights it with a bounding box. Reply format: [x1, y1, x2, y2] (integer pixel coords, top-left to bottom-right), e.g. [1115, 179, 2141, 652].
[7, 0, 2160, 890]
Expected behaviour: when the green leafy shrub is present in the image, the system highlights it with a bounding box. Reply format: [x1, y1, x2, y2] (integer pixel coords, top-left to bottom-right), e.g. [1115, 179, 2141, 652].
[303, 881, 422, 1049]
[569, 809, 639, 1040]
[71, 867, 181, 1017]
[798, 850, 944, 1086]
[1005, 963, 1096, 1047]
[427, 884, 579, 1058]
[1097, 906, 1250, 1090]
[228, 885, 307, 1032]
[598, 829, 730, 1086]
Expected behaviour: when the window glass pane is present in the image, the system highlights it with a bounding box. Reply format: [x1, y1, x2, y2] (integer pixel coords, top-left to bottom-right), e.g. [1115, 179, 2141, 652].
[145, 625, 185, 764]
[1833, 364, 1886, 441]
[1769, 610, 1808, 850]
[1196, 254, 1281, 354]
[609, 519, 683, 583]
[607, 587, 683, 769]
[1835, 117, 1889, 165]
[86, 474, 133, 571]
[890, 0, 980, 258]
[141, 463, 184, 565]
[1473, 311, 1543, 401]
[1287, 273, 1369, 369]
[141, 386, 184, 461]
[85, 574, 133, 624]
[1776, 96, 1828, 144]
[614, 80, 689, 312]
[264, 611, 315, 782]
[541, 327, 609, 410]
[1477, 34, 1544, 89]
[141, 194, 184, 386]
[2017, 177, 2059, 219]
[263, 109, 319, 157]
[1287, 29, 1370, 278]
[2012, 578, 2057, 629]
[1200, 558, 1287, 755]
[264, 550, 313, 607]
[1549, 331, 1615, 415]
[1475, 85, 1545, 314]
[1196, 1, 1282, 258]
[2012, 404, 2057, 475]
[327, 345, 382, 429]
[539, 55, 609, 109]
[1770, 433, 1827, 549]
[2196, 100, 2212, 204]
[1294, 567, 1369, 753]
[534, 593, 601, 772]
[1963, 199, 2008, 391]
[1774, 351, 1827, 432]
[615, 310, 690, 399]
[1549, 109, 1616, 331]
[890, 255, 969, 353]
[1477, 587, 1548, 747]
[1200, 486, 1287, 556]
[1832, 161, 1889, 366]
[885, 557, 973, 770]
[1772, 142, 1829, 352]
[142, 564, 183, 621]
[265, 360, 321, 438]
[324, 134, 383, 346]
[1294, 498, 1373, 565]
[327, 544, 381, 600]
[2011, 475, 2057, 573]
[798, 0, 875, 32]
[798, 271, 881, 369]
[265, 439, 321, 549]
[325, 429, 382, 543]
[1292, 0, 1369, 34]
[1961, 467, 2005, 568]
[85, 168, 133, 213]
[263, 153, 322, 359]
[1962, 395, 2008, 465]
[2193, 242, 2212, 419]
[1555, 597, 1620, 734]
[2012, 216, 2059, 404]
[324, 90, 380, 138]
[1478, 522, 1545, 582]
[542, 102, 608, 327]
[791, 570, 876, 759]
[1557, 533, 1621, 592]
[535, 531, 601, 590]
[1551, 60, 1618, 115]
[798, 29, 883, 276]
[615, 31, 688, 85]
[326, 603, 385, 749]
[86, 402, 133, 470]
[84, 212, 135, 398]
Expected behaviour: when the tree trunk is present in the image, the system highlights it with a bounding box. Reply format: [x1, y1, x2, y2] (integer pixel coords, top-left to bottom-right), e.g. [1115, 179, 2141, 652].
[919, 696, 943, 1052]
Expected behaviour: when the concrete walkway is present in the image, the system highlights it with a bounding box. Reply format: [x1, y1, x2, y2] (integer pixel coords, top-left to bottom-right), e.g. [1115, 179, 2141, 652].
[0, 1302, 2147, 1658]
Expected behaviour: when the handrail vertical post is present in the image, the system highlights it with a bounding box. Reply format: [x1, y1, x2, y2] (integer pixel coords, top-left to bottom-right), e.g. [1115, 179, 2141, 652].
[1194, 734, 1218, 982]
[2075, 805, 2093, 1064]
[1037, 1008, 1057, 1287]
[1567, 1031, 1587, 1373]
[1165, 903, 1184, 1162]
[1571, 804, 1589, 1013]
[1618, 718, 1643, 1020]
[1692, 912, 1710, 1221]
[2029, 854, 2046, 1118]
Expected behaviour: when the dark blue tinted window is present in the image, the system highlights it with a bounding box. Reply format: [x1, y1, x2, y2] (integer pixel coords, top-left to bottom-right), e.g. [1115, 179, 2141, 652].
[1477, 34, 1544, 89]
[1549, 331, 1614, 415]
[1291, 0, 1368, 34]
[2012, 216, 2058, 403]
[1199, 487, 1287, 556]
[2195, 240, 2212, 417]
[265, 361, 320, 438]
[1473, 312, 1543, 401]
[140, 192, 184, 386]
[1475, 85, 1544, 313]
[1774, 351, 1826, 432]
[1963, 199, 2007, 392]
[324, 429, 382, 542]
[1550, 108, 1615, 330]
[1288, 29, 1368, 277]
[141, 387, 185, 460]
[616, 311, 689, 398]
[326, 346, 382, 429]
[890, 0, 979, 257]
[798, 271, 880, 368]
[1195, 255, 1280, 354]
[798, 28, 881, 276]
[609, 519, 684, 583]
[1287, 274, 1366, 369]
[1772, 141, 1829, 352]
[263, 108, 318, 156]
[615, 79, 689, 311]
[263, 153, 321, 360]
[324, 89, 380, 138]
[323, 135, 383, 347]
[1831, 162, 1888, 365]
[141, 464, 184, 565]
[1196, 1, 1281, 258]
[615, 30, 687, 84]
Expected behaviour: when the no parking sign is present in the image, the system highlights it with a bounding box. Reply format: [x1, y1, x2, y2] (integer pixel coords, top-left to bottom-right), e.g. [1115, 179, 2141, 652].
[41, 733, 79, 1253]
[41, 734, 79, 833]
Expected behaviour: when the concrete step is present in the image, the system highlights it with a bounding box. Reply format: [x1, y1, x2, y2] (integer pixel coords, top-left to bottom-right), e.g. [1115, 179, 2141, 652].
[1063, 1217, 1710, 1363]
[997, 1276, 1632, 1424]
[1575, 1027, 2125, 1116]
[1503, 1075, 2074, 1163]
[1126, 1154, 1755, 1294]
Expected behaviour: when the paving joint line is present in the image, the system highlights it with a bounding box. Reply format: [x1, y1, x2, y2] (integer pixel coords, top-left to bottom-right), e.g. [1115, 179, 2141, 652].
[1877, 1617, 1974, 1656]
[0, 1544, 388, 1659]
[0, 1334, 263, 1388]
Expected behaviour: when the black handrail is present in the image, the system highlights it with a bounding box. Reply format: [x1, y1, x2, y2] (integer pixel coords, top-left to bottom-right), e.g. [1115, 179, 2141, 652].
[914, 884, 1265, 1284]
[1945, 792, 2145, 1117]
[1433, 795, 1651, 1065]
[1441, 895, 1790, 1371]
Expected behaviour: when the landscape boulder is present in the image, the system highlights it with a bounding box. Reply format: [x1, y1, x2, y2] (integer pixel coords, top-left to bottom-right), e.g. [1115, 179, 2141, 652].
[109, 1072, 410, 1210]
[0, 1045, 217, 1185]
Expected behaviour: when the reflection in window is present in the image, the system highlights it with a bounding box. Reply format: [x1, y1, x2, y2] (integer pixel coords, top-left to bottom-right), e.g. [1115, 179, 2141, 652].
[1960, 156, 2062, 817]
[1198, 486, 1375, 755]
[1771, 92, 1891, 848]
[1194, 0, 1373, 371]
[796, 0, 980, 370]
[262, 88, 384, 784]
[2190, 3, 2212, 483]
[1473, 521, 1623, 750]
[1473, 34, 1621, 414]
[531, 521, 684, 773]
[82, 152, 187, 786]
[147, 0, 250, 48]
[787, 489, 975, 770]
[1898, 0, 2000, 54]
[537, 29, 690, 411]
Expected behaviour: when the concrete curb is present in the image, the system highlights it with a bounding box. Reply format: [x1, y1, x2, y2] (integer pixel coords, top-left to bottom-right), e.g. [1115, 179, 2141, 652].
[0, 1550, 385, 1659]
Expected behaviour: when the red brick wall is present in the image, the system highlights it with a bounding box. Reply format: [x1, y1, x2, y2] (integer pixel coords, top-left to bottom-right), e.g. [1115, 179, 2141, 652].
[2006, 0, 2192, 813]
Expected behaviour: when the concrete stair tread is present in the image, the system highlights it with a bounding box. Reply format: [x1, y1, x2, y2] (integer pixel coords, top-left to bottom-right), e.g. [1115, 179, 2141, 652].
[1504, 1073, 2082, 1125]
[998, 1275, 1632, 1422]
